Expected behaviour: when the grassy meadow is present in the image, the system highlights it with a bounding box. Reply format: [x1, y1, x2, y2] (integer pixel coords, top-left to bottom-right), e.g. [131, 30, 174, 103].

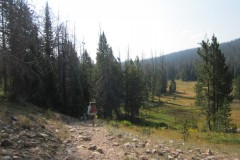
[110, 80, 240, 157]
[140, 80, 240, 133]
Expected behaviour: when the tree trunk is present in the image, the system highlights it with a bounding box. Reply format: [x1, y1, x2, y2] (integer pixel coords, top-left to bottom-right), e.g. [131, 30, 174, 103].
[1, 3, 8, 96]
[207, 81, 212, 131]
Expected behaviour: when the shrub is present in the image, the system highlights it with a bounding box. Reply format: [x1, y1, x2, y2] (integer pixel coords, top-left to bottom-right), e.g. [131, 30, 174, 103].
[46, 108, 54, 119]
[18, 115, 32, 130]
[120, 120, 132, 127]
[182, 119, 190, 141]
[110, 121, 119, 128]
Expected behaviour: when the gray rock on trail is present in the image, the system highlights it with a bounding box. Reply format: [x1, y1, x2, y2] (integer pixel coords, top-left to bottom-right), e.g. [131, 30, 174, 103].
[127, 152, 138, 160]
[77, 145, 86, 149]
[207, 155, 217, 160]
[117, 133, 123, 138]
[108, 136, 115, 141]
[163, 147, 170, 153]
[88, 145, 97, 151]
[1, 133, 9, 139]
[139, 155, 148, 160]
[12, 156, 22, 160]
[38, 133, 48, 138]
[167, 155, 174, 160]
[112, 142, 119, 146]
[158, 150, 165, 156]
[1, 139, 14, 147]
[145, 149, 152, 154]
[124, 142, 132, 149]
[132, 138, 139, 142]
[70, 128, 75, 132]
[91, 151, 101, 157]
[65, 139, 72, 144]
[2, 156, 12, 160]
[11, 116, 17, 121]
[205, 148, 213, 156]
[96, 148, 104, 154]
[79, 135, 92, 141]
[152, 149, 157, 154]
[192, 155, 201, 160]
[158, 143, 164, 148]
[137, 142, 146, 148]
[195, 148, 201, 154]
[176, 149, 183, 154]
[23, 141, 37, 148]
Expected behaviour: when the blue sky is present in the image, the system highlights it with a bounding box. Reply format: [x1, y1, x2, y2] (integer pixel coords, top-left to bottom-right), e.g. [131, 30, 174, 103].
[36, 0, 240, 61]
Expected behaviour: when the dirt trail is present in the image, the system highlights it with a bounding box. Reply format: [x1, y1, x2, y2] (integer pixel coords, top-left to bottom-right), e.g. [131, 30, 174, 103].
[1, 108, 239, 160]
[63, 119, 240, 160]
[64, 121, 125, 160]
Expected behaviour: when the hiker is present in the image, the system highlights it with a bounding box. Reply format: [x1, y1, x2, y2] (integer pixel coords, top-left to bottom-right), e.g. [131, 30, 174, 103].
[80, 113, 87, 123]
[87, 102, 97, 126]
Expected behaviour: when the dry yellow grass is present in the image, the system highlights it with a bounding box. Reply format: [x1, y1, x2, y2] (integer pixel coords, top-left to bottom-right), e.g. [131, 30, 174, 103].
[160, 80, 196, 107]
[175, 80, 196, 97]
[139, 80, 240, 157]
[167, 80, 240, 126]
[231, 102, 240, 126]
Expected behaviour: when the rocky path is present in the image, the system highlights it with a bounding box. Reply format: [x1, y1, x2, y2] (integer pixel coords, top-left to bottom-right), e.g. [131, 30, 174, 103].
[1, 113, 240, 160]
[63, 120, 240, 160]
[64, 121, 125, 160]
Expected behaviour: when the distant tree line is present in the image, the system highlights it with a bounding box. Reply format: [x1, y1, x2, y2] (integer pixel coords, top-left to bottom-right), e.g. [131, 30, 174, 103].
[142, 38, 240, 81]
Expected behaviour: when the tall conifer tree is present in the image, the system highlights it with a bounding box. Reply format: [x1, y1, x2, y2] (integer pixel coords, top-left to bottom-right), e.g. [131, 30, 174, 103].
[42, 2, 57, 106]
[95, 32, 122, 119]
[124, 57, 145, 119]
[196, 35, 233, 131]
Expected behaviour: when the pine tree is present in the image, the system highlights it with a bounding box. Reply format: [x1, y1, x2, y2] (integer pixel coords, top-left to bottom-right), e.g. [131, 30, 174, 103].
[80, 50, 94, 104]
[42, 2, 57, 106]
[169, 79, 176, 94]
[124, 57, 145, 120]
[160, 56, 167, 94]
[95, 32, 122, 119]
[150, 55, 156, 102]
[3, 0, 41, 102]
[195, 35, 233, 132]
[44, 2, 53, 58]
[0, 0, 8, 96]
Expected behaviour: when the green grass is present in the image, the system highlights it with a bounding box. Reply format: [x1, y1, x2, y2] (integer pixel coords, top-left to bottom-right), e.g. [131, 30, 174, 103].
[204, 132, 240, 144]
[137, 80, 240, 146]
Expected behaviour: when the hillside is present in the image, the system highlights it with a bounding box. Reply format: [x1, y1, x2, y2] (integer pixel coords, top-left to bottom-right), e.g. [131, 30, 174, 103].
[143, 38, 240, 80]
[1, 100, 240, 160]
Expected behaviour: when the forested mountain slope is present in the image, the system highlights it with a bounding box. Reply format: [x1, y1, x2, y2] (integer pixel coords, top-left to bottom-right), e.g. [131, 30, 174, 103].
[143, 38, 240, 80]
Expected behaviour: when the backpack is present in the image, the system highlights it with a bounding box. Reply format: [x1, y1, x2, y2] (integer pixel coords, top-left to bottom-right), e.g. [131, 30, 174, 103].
[90, 104, 97, 115]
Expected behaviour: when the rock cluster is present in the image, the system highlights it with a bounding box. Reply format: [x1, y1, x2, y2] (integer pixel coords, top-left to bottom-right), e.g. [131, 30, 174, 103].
[0, 116, 66, 160]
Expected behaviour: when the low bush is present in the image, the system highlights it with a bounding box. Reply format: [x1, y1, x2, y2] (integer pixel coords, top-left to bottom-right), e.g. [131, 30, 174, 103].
[110, 121, 120, 128]
[120, 120, 132, 127]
